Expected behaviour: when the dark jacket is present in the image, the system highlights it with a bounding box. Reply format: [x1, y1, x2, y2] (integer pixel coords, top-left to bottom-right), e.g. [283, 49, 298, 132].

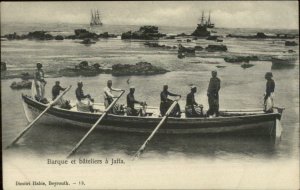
[186, 92, 197, 106]
[266, 79, 275, 97]
[127, 93, 139, 109]
[207, 77, 221, 97]
[52, 84, 65, 100]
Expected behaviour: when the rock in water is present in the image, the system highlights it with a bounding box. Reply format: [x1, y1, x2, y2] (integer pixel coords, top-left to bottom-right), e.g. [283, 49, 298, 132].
[59, 61, 111, 77]
[1, 62, 7, 71]
[27, 31, 54, 40]
[10, 80, 32, 90]
[112, 62, 169, 76]
[285, 41, 298, 46]
[121, 26, 166, 40]
[55, 35, 64, 40]
[205, 45, 227, 52]
[224, 56, 258, 63]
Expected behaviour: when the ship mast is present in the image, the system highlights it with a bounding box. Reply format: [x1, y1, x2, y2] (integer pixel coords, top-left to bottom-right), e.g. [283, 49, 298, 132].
[200, 11, 205, 26]
[207, 11, 211, 25]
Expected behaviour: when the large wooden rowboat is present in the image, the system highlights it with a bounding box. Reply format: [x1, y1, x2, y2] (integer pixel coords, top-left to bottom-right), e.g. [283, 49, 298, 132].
[22, 94, 284, 137]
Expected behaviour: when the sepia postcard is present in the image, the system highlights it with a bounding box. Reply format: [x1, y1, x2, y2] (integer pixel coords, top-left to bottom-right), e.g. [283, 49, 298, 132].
[1, 1, 299, 189]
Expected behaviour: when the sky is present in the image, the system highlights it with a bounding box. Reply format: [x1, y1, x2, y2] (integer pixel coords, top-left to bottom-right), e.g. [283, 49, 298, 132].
[1, 1, 299, 29]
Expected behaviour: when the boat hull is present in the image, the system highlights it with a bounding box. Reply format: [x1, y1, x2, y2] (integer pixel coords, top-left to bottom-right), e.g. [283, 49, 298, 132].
[22, 95, 281, 136]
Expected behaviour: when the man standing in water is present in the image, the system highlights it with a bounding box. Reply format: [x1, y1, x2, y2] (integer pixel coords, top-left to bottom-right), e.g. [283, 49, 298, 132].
[207, 70, 221, 117]
[34, 63, 47, 102]
[103, 80, 123, 109]
[160, 84, 181, 117]
[264, 72, 275, 113]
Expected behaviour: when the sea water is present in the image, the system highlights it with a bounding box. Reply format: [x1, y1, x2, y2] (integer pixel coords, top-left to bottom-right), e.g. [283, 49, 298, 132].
[1, 23, 299, 189]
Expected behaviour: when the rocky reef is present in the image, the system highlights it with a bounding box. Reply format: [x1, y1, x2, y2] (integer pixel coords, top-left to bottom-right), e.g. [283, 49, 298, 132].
[59, 61, 111, 77]
[224, 55, 258, 63]
[10, 80, 32, 90]
[111, 62, 169, 76]
[205, 45, 228, 52]
[178, 44, 196, 54]
[3, 29, 118, 41]
[285, 41, 298, 46]
[144, 42, 177, 49]
[121, 26, 166, 40]
[241, 63, 254, 69]
[227, 32, 296, 39]
[191, 25, 210, 37]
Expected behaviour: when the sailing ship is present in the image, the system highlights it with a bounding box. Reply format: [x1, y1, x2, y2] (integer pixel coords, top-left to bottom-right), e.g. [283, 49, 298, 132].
[90, 9, 103, 26]
[199, 11, 215, 28]
[206, 11, 215, 28]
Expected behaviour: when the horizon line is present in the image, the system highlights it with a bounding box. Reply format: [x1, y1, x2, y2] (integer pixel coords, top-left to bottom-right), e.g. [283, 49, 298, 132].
[1, 21, 299, 31]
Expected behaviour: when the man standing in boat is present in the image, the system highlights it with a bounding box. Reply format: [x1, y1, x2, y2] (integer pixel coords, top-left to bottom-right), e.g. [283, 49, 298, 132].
[185, 86, 203, 117]
[160, 85, 181, 117]
[264, 72, 275, 113]
[126, 86, 145, 116]
[76, 81, 94, 112]
[34, 63, 47, 102]
[103, 80, 123, 110]
[207, 70, 221, 117]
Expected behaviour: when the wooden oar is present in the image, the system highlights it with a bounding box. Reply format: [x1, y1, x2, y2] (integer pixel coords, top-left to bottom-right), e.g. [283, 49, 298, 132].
[6, 85, 72, 149]
[134, 98, 180, 159]
[67, 90, 125, 158]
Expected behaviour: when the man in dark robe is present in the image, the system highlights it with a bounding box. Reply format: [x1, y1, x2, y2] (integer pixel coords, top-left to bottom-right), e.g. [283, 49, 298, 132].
[264, 72, 275, 112]
[52, 81, 66, 100]
[185, 86, 203, 117]
[207, 70, 221, 117]
[160, 85, 181, 117]
[75, 81, 94, 112]
[126, 86, 145, 116]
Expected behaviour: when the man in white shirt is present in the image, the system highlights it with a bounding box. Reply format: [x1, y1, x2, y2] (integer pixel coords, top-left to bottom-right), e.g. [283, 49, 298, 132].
[103, 80, 123, 109]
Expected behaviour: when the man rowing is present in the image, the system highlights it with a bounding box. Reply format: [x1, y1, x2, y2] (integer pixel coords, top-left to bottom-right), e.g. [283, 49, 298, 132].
[52, 81, 66, 100]
[185, 86, 204, 117]
[76, 81, 94, 112]
[160, 85, 181, 117]
[126, 86, 146, 116]
[264, 72, 275, 113]
[103, 80, 123, 111]
[34, 63, 47, 103]
[207, 70, 221, 117]
[51, 81, 68, 107]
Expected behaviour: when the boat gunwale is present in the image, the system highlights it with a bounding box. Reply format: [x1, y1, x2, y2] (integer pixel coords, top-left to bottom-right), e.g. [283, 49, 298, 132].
[21, 94, 281, 122]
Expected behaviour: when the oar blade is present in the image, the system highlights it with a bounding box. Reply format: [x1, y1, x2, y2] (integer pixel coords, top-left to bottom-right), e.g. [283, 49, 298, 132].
[6, 85, 72, 149]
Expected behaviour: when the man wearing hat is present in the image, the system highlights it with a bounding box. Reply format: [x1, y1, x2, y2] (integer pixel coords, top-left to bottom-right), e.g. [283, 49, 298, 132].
[160, 84, 181, 117]
[126, 86, 145, 116]
[185, 86, 203, 117]
[76, 81, 94, 112]
[207, 70, 221, 117]
[34, 63, 47, 101]
[264, 72, 275, 112]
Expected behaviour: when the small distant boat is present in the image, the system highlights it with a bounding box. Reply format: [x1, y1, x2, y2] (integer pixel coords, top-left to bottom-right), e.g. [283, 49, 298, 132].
[90, 9, 103, 26]
[271, 54, 297, 67]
